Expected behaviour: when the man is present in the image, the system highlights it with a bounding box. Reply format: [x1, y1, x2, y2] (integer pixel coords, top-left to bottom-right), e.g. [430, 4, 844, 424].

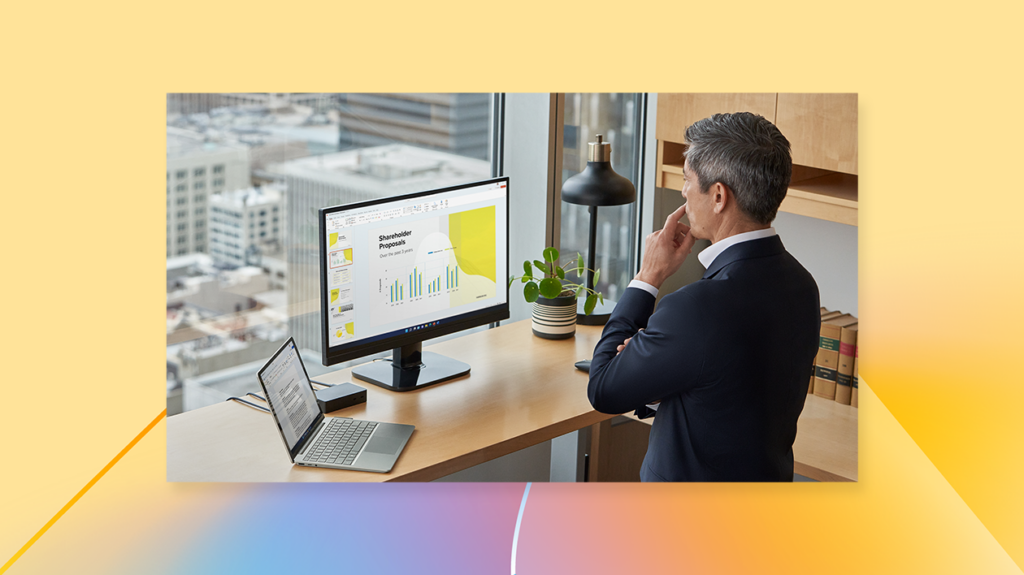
[587, 112, 820, 482]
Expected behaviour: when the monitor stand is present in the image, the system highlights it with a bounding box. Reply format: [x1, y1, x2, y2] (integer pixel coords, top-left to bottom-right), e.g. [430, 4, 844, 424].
[352, 342, 470, 392]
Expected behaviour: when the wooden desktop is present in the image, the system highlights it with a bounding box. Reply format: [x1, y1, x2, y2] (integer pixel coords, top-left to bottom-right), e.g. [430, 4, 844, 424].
[167, 320, 857, 482]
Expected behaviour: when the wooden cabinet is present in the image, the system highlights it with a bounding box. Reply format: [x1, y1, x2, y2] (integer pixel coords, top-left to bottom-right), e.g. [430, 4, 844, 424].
[776, 93, 858, 175]
[656, 93, 858, 226]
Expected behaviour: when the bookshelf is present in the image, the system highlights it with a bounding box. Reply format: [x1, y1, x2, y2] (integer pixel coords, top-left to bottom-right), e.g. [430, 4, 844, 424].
[655, 93, 858, 227]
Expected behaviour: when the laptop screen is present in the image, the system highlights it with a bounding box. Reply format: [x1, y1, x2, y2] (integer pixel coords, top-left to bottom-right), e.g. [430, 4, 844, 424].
[258, 340, 321, 454]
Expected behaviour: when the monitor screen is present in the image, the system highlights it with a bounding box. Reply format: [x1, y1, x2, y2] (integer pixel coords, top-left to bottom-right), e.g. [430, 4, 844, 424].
[319, 177, 509, 371]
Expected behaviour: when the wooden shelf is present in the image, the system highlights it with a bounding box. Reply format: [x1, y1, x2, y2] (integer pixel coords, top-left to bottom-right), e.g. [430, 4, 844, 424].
[780, 170, 858, 226]
[656, 141, 858, 227]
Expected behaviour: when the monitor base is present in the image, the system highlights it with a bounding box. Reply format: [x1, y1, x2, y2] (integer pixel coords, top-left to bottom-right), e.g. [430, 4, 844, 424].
[352, 345, 470, 392]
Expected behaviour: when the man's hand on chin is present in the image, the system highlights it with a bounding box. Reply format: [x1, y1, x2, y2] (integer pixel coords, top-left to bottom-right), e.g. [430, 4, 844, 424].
[635, 204, 696, 289]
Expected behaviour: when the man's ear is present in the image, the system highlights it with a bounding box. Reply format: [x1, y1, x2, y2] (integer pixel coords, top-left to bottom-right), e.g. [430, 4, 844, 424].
[711, 182, 730, 215]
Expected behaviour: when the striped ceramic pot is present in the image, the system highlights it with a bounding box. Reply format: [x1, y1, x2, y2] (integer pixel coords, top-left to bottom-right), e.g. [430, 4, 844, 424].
[532, 294, 577, 339]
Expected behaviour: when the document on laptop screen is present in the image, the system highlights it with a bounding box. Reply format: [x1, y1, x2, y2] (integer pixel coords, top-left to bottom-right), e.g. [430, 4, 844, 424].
[262, 342, 319, 450]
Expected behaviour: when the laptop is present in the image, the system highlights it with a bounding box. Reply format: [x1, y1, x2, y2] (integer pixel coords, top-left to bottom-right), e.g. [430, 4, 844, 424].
[256, 338, 414, 473]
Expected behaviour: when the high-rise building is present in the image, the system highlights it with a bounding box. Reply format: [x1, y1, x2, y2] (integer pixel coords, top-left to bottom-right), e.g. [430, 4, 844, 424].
[336, 94, 492, 161]
[272, 144, 491, 352]
[208, 185, 284, 267]
[167, 129, 249, 257]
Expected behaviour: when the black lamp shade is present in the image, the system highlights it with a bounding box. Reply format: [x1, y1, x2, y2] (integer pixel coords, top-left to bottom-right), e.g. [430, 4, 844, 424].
[561, 161, 636, 206]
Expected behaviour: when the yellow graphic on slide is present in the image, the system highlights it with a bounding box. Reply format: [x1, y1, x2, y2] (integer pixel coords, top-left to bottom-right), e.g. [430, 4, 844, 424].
[331, 289, 339, 303]
[447, 205, 496, 308]
[449, 205, 496, 282]
[329, 248, 353, 269]
[335, 322, 355, 339]
[329, 231, 349, 249]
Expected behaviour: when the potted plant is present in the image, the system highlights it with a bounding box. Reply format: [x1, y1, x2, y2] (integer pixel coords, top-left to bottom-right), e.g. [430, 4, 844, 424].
[508, 247, 603, 339]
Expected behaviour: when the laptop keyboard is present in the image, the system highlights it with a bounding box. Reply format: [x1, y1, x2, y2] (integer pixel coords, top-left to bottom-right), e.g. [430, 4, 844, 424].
[306, 419, 378, 466]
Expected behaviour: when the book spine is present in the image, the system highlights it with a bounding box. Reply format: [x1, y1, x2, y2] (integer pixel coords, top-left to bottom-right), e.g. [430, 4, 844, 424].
[813, 326, 841, 400]
[834, 323, 858, 405]
[851, 349, 859, 408]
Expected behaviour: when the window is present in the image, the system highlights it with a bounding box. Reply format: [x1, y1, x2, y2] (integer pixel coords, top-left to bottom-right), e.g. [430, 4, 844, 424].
[259, 210, 266, 217]
[559, 93, 643, 305]
[196, 233, 204, 242]
[176, 170, 187, 179]
[177, 223, 187, 231]
[177, 235, 186, 244]
[176, 197, 187, 205]
[195, 208, 204, 216]
[177, 248, 187, 256]
[166, 92, 500, 416]
[177, 210, 187, 218]
[176, 184, 187, 192]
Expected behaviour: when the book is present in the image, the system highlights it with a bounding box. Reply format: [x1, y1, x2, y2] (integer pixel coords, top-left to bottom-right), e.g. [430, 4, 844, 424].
[851, 352, 859, 407]
[834, 322, 858, 405]
[813, 313, 858, 400]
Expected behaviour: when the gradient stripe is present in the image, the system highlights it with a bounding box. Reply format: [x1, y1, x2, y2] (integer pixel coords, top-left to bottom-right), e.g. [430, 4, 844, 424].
[510, 482, 532, 575]
[0, 410, 167, 574]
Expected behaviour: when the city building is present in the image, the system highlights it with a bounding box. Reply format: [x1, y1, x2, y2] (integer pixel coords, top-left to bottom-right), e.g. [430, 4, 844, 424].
[208, 184, 284, 268]
[167, 128, 250, 257]
[336, 93, 491, 160]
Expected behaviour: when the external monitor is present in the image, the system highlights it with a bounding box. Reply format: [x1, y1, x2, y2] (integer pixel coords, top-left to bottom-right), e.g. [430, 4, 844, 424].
[318, 177, 509, 391]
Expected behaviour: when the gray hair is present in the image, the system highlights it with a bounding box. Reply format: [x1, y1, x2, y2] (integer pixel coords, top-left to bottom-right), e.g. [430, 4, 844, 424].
[684, 112, 792, 225]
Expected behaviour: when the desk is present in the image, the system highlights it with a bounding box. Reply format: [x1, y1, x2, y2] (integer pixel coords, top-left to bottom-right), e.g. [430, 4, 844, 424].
[168, 320, 609, 482]
[167, 320, 857, 482]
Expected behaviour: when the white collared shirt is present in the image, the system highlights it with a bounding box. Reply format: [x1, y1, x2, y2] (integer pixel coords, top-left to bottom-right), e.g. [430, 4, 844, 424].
[628, 228, 777, 297]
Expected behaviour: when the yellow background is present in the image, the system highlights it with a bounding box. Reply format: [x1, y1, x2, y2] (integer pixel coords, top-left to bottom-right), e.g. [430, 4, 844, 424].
[2, 0, 1022, 572]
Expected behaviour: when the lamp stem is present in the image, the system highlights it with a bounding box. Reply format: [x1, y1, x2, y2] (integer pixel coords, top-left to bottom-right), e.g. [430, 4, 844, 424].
[587, 205, 598, 292]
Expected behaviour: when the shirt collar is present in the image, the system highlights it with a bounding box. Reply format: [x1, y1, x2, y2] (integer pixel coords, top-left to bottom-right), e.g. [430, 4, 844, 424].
[697, 228, 778, 269]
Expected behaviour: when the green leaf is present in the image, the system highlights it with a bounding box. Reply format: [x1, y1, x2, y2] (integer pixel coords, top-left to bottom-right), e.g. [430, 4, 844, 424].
[555, 266, 565, 280]
[523, 261, 533, 276]
[508, 276, 514, 289]
[593, 269, 600, 286]
[524, 281, 540, 303]
[539, 278, 563, 299]
[584, 293, 598, 315]
[521, 276, 531, 283]
[533, 260, 550, 276]
[577, 253, 584, 278]
[543, 247, 559, 263]
[576, 286, 587, 299]
[598, 293, 604, 305]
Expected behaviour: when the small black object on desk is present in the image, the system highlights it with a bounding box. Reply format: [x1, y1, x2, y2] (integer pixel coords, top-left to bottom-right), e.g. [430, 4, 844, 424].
[574, 359, 591, 373]
[313, 382, 367, 413]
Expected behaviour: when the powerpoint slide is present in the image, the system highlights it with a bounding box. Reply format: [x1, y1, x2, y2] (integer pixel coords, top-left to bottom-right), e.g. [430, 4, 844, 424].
[368, 206, 496, 328]
[330, 267, 352, 287]
[328, 231, 351, 250]
[329, 248, 353, 269]
[330, 285, 353, 305]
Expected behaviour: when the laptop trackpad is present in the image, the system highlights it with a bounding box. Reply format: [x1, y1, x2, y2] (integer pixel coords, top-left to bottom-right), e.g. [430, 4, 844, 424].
[365, 434, 403, 455]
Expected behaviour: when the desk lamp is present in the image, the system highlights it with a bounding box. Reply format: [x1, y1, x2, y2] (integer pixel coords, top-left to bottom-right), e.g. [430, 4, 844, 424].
[561, 134, 637, 326]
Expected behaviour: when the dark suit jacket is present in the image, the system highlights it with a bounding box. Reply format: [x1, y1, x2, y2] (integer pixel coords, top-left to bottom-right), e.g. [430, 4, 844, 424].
[588, 235, 820, 481]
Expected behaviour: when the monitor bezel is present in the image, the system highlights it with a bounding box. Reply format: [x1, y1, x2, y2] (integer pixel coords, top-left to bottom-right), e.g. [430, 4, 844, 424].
[318, 176, 510, 368]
